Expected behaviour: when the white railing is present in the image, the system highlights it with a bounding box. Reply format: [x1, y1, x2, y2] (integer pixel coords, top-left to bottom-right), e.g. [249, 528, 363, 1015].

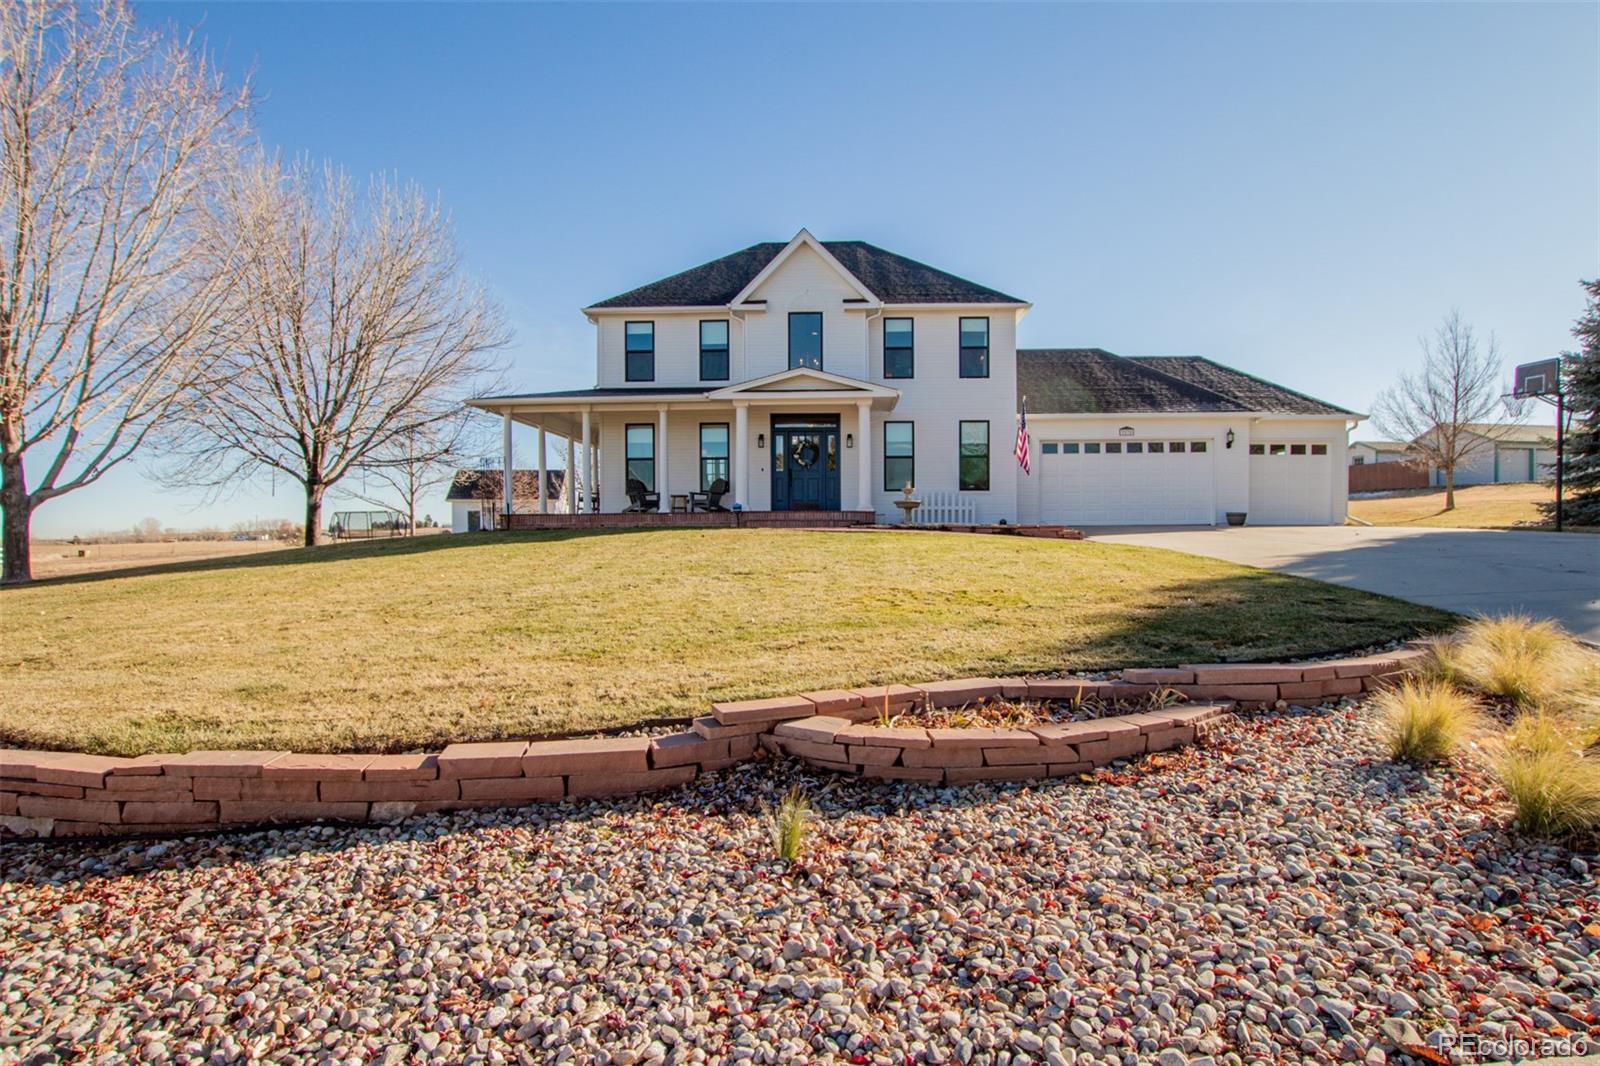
[913, 490, 978, 525]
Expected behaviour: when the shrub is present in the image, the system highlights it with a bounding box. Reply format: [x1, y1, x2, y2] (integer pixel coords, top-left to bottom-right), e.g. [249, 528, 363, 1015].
[1414, 636, 1470, 688]
[766, 786, 813, 863]
[1454, 615, 1596, 711]
[1377, 678, 1483, 765]
[1492, 715, 1600, 838]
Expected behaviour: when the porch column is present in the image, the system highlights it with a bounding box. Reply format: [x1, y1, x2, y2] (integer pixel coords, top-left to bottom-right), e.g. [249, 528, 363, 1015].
[579, 408, 592, 514]
[536, 425, 547, 515]
[501, 411, 514, 525]
[733, 402, 749, 509]
[855, 400, 873, 513]
[657, 404, 670, 513]
[565, 437, 576, 513]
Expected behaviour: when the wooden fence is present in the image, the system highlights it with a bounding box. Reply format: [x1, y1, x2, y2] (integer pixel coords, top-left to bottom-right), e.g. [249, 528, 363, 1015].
[1349, 461, 1430, 493]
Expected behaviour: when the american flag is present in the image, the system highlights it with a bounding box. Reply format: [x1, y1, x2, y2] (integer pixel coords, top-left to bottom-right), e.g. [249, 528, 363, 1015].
[1015, 396, 1031, 475]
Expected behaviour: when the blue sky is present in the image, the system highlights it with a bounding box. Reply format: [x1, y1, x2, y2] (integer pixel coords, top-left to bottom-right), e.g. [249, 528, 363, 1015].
[33, 1, 1598, 536]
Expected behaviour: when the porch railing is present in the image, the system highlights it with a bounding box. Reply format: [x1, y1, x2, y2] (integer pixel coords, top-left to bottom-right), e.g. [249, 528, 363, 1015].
[913, 490, 978, 525]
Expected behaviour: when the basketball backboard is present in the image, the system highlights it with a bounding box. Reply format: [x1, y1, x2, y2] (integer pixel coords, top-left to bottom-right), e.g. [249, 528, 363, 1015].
[1513, 358, 1562, 398]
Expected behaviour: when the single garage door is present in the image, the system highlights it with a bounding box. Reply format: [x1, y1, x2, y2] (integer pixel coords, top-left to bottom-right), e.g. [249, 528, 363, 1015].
[1248, 441, 1333, 524]
[1038, 438, 1215, 525]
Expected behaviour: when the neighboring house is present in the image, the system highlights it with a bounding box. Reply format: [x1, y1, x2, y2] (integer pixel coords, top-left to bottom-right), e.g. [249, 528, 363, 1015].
[446, 468, 566, 532]
[1413, 423, 1558, 487]
[468, 230, 1358, 526]
[1349, 440, 1410, 465]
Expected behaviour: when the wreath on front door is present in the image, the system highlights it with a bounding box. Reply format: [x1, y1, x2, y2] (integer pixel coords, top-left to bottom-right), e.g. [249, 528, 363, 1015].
[791, 439, 820, 469]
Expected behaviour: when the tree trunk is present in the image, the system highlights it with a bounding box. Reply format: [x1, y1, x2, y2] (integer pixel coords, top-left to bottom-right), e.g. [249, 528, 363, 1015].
[1443, 467, 1456, 511]
[304, 481, 326, 547]
[1, 449, 32, 584]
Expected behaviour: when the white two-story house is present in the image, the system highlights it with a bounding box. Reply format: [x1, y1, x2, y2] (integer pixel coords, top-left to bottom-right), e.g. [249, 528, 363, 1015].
[470, 230, 1360, 527]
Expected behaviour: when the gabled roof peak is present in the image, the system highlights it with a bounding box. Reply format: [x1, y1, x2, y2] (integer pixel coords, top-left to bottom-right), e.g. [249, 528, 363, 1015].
[587, 235, 1026, 310]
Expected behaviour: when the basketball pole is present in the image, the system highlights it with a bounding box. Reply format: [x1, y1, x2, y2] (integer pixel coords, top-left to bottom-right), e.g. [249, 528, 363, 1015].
[1555, 387, 1565, 533]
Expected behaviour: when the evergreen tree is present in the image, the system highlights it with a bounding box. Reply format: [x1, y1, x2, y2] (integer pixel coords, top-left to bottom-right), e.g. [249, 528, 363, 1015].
[1546, 279, 1600, 525]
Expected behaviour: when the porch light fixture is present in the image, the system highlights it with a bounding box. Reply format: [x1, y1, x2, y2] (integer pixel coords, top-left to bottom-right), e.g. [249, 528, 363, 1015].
[1225, 429, 1236, 449]
[757, 433, 765, 449]
[845, 433, 854, 449]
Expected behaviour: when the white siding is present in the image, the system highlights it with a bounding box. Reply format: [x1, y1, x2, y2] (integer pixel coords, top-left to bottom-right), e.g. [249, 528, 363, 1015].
[862, 309, 1023, 524]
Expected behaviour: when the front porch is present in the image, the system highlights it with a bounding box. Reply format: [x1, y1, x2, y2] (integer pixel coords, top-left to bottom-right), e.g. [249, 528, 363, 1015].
[466, 368, 901, 522]
[498, 510, 875, 530]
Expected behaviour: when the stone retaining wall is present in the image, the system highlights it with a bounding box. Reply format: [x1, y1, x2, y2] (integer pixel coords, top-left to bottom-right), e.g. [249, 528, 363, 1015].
[0, 647, 1426, 840]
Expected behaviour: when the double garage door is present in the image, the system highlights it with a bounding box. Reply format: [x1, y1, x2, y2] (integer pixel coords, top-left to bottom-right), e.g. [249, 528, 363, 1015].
[1248, 441, 1334, 524]
[1038, 439, 1214, 525]
[1037, 436, 1337, 525]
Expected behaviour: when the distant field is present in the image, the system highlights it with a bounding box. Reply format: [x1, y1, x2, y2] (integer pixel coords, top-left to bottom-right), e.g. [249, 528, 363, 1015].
[1348, 482, 1591, 531]
[0, 529, 1452, 756]
[28, 539, 295, 579]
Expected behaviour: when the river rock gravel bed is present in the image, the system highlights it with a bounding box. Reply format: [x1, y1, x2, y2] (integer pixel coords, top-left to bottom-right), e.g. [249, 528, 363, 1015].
[2, 702, 1596, 1065]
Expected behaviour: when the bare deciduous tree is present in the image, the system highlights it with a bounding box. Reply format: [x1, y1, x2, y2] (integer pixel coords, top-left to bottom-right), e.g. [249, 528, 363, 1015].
[1372, 310, 1517, 510]
[159, 158, 508, 545]
[339, 413, 488, 535]
[0, 0, 249, 583]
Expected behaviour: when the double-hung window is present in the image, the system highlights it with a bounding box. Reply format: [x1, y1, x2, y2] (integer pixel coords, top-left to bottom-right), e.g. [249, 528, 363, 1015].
[625, 425, 655, 490]
[699, 424, 729, 489]
[959, 421, 990, 490]
[789, 312, 823, 369]
[883, 318, 914, 379]
[884, 422, 914, 491]
[959, 317, 989, 378]
[625, 322, 655, 382]
[699, 321, 729, 381]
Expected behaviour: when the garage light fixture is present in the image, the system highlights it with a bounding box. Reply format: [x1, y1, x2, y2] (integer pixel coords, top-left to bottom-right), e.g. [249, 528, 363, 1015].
[1118, 426, 1134, 437]
[1226, 429, 1236, 449]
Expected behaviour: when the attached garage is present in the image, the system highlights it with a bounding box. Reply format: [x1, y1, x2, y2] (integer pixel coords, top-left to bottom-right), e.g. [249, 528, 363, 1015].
[1037, 438, 1214, 525]
[1247, 441, 1336, 524]
[1018, 349, 1356, 527]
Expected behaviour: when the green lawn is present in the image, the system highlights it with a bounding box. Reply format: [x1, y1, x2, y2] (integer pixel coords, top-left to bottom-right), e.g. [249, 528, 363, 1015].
[0, 529, 1454, 755]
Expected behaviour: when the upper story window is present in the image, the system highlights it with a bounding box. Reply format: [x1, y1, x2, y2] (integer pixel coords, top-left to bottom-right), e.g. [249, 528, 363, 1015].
[699, 320, 729, 381]
[883, 318, 914, 379]
[625, 322, 655, 382]
[959, 317, 989, 378]
[789, 312, 823, 370]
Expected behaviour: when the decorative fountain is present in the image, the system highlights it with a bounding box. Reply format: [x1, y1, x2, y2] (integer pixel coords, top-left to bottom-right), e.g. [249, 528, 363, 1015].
[892, 483, 922, 525]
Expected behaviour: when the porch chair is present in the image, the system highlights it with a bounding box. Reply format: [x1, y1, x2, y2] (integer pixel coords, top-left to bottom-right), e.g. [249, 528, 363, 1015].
[688, 478, 730, 512]
[625, 477, 661, 513]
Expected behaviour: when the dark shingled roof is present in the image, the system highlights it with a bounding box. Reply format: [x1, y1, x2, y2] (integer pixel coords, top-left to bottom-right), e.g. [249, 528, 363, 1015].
[1129, 356, 1353, 417]
[446, 469, 565, 502]
[588, 240, 1024, 309]
[1019, 349, 1248, 414]
[1019, 350, 1352, 416]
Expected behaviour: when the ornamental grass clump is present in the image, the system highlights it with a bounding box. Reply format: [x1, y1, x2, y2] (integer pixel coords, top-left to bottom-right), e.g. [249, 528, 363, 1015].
[1378, 677, 1483, 766]
[766, 786, 813, 863]
[1492, 714, 1600, 839]
[1454, 615, 1596, 712]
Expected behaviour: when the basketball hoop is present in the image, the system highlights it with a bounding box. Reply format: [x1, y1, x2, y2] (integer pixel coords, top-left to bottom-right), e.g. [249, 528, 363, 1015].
[1511, 358, 1568, 530]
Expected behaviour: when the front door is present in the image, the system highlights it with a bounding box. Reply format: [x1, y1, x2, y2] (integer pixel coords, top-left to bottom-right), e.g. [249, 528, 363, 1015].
[771, 418, 841, 511]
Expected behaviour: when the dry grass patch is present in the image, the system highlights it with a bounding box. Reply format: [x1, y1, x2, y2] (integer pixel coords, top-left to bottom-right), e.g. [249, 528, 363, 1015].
[1348, 483, 1595, 531]
[0, 529, 1449, 755]
[1492, 714, 1600, 839]
[1378, 678, 1484, 766]
[1443, 615, 1599, 712]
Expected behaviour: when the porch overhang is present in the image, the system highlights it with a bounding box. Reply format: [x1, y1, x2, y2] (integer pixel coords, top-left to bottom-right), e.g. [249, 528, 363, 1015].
[705, 367, 901, 411]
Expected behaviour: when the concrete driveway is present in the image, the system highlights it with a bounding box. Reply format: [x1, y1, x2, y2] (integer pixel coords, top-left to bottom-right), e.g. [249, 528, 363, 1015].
[1087, 525, 1600, 641]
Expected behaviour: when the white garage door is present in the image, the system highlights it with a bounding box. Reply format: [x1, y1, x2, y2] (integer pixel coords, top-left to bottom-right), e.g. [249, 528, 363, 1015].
[1038, 439, 1215, 525]
[1248, 441, 1334, 524]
